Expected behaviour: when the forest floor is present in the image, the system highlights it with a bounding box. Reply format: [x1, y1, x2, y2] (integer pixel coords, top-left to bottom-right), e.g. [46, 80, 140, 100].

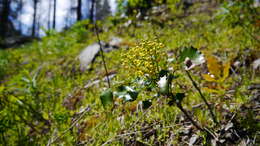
[0, 1, 260, 145]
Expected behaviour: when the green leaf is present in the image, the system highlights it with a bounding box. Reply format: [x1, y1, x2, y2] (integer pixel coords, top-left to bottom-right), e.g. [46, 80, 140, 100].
[128, 90, 138, 100]
[174, 93, 185, 103]
[115, 86, 138, 101]
[168, 93, 185, 106]
[179, 46, 205, 70]
[142, 100, 152, 109]
[179, 46, 200, 62]
[158, 70, 169, 78]
[100, 89, 113, 108]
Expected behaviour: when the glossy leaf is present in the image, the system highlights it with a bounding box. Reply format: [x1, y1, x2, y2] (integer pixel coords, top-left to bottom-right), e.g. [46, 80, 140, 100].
[174, 93, 185, 103]
[115, 86, 138, 101]
[168, 93, 185, 105]
[179, 46, 205, 70]
[142, 100, 152, 109]
[158, 70, 169, 78]
[179, 46, 200, 62]
[100, 89, 113, 108]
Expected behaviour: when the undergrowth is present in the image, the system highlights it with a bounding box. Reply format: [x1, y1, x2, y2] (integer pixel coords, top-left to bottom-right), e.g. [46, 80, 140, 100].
[0, 1, 259, 145]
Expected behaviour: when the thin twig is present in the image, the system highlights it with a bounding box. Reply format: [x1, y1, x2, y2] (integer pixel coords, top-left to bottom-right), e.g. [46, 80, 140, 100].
[241, 25, 260, 44]
[102, 124, 178, 146]
[203, 127, 218, 140]
[94, 24, 111, 88]
[185, 70, 218, 124]
[47, 129, 57, 146]
[176, 102, 203, 131]
[49, 107, 91, 144]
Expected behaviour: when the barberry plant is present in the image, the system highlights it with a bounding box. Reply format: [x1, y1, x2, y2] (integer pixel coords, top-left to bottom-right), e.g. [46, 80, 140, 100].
[122, 40, 167, 79]
[100, 40, 220, 134]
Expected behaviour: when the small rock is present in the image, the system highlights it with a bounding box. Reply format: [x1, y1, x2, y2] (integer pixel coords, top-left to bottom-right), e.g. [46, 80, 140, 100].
[78, 40, 119, 71]
[189, 134, 198, 146]
[124, 20, 132, 27]
[78, 43, 102, 71]
[109, 37, 123, 47]
[233, 61, 241, 68]
[224, 122, 233, 131]
[252, 58, 260, 70]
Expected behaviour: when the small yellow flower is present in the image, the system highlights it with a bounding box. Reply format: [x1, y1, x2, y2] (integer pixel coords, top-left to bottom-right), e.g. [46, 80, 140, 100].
[122, 40, 167, 78]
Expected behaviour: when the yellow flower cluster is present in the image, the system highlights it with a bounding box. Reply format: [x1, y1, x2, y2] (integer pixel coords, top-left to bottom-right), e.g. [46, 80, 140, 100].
[122, 40, 167, 78]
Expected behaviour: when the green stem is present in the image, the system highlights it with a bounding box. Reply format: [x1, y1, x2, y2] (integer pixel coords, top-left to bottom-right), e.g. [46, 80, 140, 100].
[1, 132, 7, 146]
[185, 70, 218, 124]
[94, 24, 111, 88]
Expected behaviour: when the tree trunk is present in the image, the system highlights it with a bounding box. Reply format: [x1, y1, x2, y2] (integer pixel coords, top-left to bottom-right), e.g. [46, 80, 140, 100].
[89, 0, 95, 23]
[32, 0, 38, 36]
[48, 0, 52, 30]
[17, 0, 24, 32]
[77, 0, 82, 21]
[0, 0, 10, 38]
[53, 0, 56, 29]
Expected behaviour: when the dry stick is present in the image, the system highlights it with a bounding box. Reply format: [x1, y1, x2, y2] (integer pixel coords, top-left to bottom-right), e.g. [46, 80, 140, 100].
[177, 101, 219, 140]
[176, 102, 203, 131]
[102, 124, 179, 146]
[185, 70, 218, 124]
[94, 24, 111, 88]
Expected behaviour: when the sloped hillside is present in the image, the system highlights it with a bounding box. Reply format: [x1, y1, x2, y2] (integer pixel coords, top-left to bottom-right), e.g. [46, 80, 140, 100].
[0, 1, 259, 145]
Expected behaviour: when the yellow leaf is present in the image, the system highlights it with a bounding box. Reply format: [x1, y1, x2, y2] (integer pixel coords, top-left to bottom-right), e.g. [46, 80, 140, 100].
[202, 87, 225, 94]
[222, 61, 230, 80]
[202, 87, 219, 93]
[217, 61, 230, 82]
[206, 56, 222, 78]
[202, 74, 216, 82]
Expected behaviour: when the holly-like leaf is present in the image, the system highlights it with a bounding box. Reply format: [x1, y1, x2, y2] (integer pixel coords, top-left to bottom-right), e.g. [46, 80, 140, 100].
[221, 61, 231, 82]
[168, 93, 185, 105]
[179, 46, 200, 62]
[179, 46, 205, 70]
[174, 93, 185, 103]
[134, 78, 156, 91]
[206, 56, 222, 78]
[142, 100, 152, 109]
[203, 56, 231, 83]
[202, 74, 216, 82]
[158, 70, 169, 78]
[115, 86, 138, 102]
[202, 87, 225, 94]
[100, 89, 113, 108]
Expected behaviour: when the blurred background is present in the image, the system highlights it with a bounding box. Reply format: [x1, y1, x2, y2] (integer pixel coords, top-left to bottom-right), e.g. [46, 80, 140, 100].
[0, 0, 116, 37]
